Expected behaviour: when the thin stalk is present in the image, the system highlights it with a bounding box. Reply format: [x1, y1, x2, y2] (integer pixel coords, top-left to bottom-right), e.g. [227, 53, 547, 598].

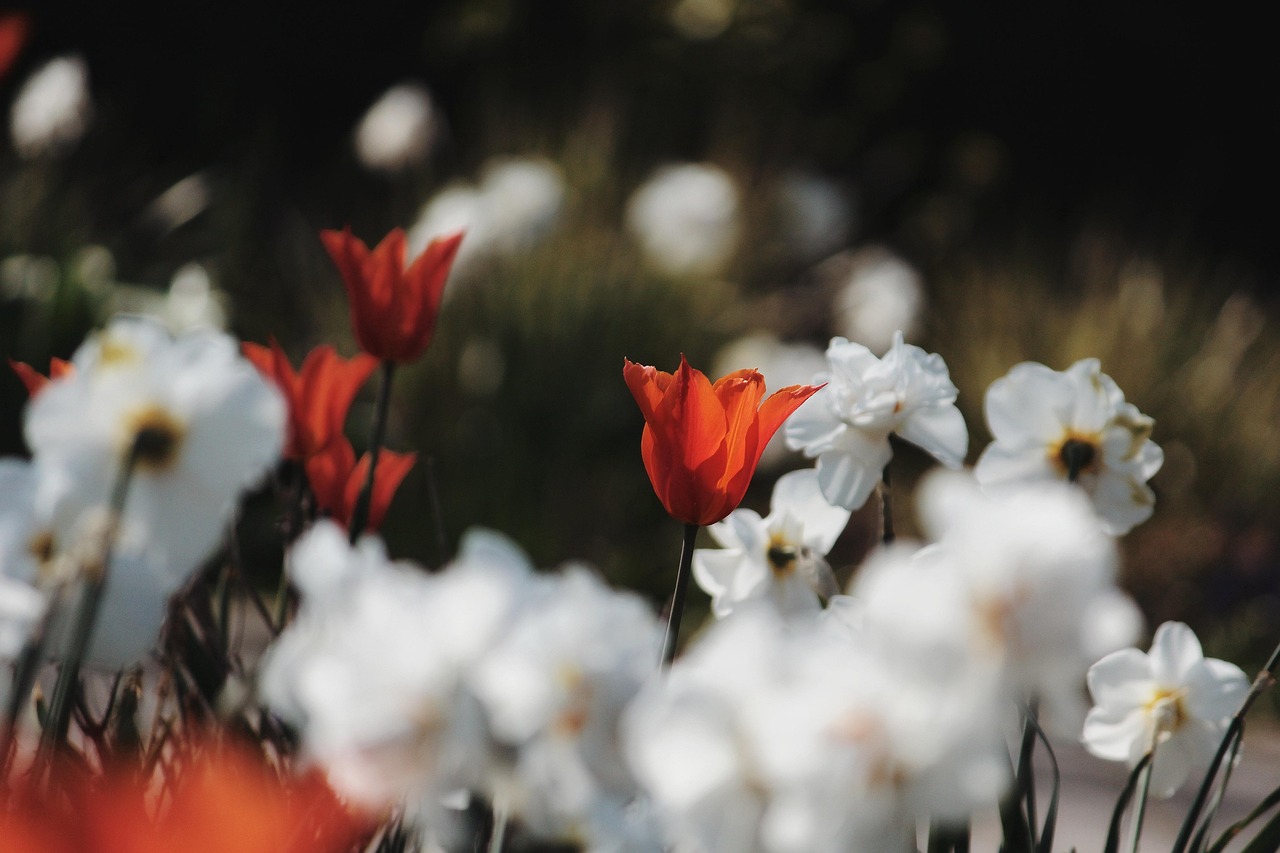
[660, 523, 699, 668]
[487, 797, 510, 853]
[0, 581, 71, 779]
[880, 463, 895, 545]
[423, 455, 449, 568]
[1017, 699, 1040, 840]
[349, 359, 396, 544]
[37, 443, 139, 768]
[1126, 739, 1158, 853]
[1171, 640, 1280, 853]
[272, 460, 305, 630]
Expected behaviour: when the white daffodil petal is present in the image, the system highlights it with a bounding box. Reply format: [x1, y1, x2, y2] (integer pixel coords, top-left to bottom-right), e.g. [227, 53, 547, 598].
[1086, 648, 1155, 710]
[1082, 705, 1149, 762]
[898, 403, 968, 468]
[767, 468, 851, 555]
[816, 438, 890, 511]
[1183, 659, 1249, 722]
[1148, 622, 1205, 685]
[984, 363, 1076, 445]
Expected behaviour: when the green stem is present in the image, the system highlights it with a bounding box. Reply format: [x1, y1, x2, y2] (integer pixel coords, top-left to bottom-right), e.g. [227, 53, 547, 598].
[349, 360, 396, 544]
[37, 442, 139, 769]
[660, 523, 699, 668]
[880, 463, 895, 545]
[1171, 640, 1280, 853]
[1127, 738, 1157, 853]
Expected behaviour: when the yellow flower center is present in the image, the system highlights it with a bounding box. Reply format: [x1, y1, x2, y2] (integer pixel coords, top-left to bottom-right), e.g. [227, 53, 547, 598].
[122, 405, 186, 472]
[1146, 687, 1187, 735]
[766, 533, 799, 577]
[1049, 430, 1101, 480]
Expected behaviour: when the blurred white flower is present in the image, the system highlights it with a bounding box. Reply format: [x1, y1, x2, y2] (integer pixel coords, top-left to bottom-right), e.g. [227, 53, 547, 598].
[910, 470, 1142, 723]
[163, 263, 226, 331]
[409, 156, 566, 274]
[1083, 621, 1248, 797]
[470, 567, 661, 848]
[0, 460, 47, 662]
[624, 608, 1006, 853]
[354, 83, 439, 172]
[693, 468, 848, 620]
[25, 316, 285, 585]
[830, 249, 924, 355]
[10, 54, 92, 159]
[261, 523, 529, 817]
[784, 332, 968, 510]
[775, 173, 855, 265]
[0, 457, 175, 670]
[625, 163, 741, 278]
[974, 358, 1164, 534]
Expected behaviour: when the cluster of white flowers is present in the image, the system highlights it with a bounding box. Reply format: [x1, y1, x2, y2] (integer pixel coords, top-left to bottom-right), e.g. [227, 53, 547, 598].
[1, 315, 285, 670]
[260, 521, 664, 851]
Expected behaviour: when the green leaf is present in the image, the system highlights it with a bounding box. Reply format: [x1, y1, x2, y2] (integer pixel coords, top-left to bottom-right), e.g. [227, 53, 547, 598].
[1103, 752, 1154, 853]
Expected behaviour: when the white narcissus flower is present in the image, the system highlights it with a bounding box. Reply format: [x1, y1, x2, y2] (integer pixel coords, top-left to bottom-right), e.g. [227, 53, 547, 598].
[905, 470, 1143, 724]
[25, 315, 286, 586]
[10, 55, 93, 159]
[470, 567, 661, 849]
[974, 358, 1164, 534]
[692, 468, 850, 620]
[1083, 621, 1249, 798]
[784, 332, 968, 510]
[623, 608, 1007, 853]
[260, 522, 530, 819]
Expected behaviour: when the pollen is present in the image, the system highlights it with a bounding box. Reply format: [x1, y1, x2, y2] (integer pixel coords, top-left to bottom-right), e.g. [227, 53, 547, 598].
[1049, 430, 1101, 480]
[27, 529, 55, 563]
[766, 533, 799, 577]
[98, 336, 141, 368]
[122, 405, 187, 472]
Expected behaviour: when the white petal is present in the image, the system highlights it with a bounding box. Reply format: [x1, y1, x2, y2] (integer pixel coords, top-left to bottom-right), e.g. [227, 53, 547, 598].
[767, 468, 851, 555]
[693, 549, 764, 619]
[1148, 622, 1204, 685]
[973, 442, 1057, 490]
[815, 435, 891, 511]
[709, 508, 766, 553]
[1081, 704, 1149, 762]
[1148, 729, 1195, 798]
[1184, 658, 1249, 723]
[784, 389, 845, 455]
[897, 403, 968, 468]
[983, 362, 1076, 445]
[1089, 469, 1155, 535]
[1086, 648, 1155, 710]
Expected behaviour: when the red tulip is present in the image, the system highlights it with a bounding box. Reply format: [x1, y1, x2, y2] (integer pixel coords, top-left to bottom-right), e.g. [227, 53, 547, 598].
[305, 437, 415, 532]
[623, 355, 821, 526]
[0, 745, 368, 853]
[320, 227, 464, 363]
[9, 357, 73, 398]
[242, 339, 377, 461]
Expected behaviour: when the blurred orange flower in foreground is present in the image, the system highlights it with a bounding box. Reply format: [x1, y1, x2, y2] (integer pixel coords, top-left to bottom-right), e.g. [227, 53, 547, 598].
[320, 227, 464, 364]
[243, 339, 378, 461]
[0, 746, 368, 853]
[623, 355, 821, 526]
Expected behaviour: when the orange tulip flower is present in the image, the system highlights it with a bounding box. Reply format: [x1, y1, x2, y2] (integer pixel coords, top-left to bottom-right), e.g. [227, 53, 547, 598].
[0, 746, 368, 853]
[320, 227, 464, 363]
[623, 355, 822, 526]
[242, 339, 377, 461]
[9, 356, 73, 398]
[306, 436, 416, 532]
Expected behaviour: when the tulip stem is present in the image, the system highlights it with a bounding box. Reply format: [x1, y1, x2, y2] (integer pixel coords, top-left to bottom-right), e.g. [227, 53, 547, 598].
[349, 359, 396, 544]
[660, 523, 699, 668]
[880, 464, 895, 545]
[37, 439, 139, 771]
